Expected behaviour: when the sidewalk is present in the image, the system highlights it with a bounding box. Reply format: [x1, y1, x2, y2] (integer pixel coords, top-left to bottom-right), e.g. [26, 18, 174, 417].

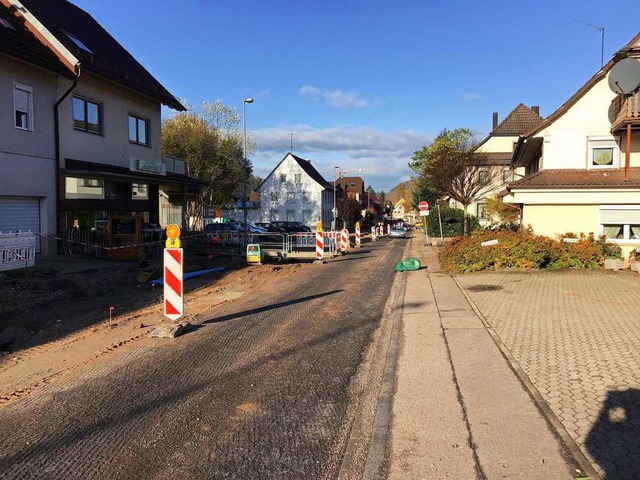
[387, 238, 583, 479]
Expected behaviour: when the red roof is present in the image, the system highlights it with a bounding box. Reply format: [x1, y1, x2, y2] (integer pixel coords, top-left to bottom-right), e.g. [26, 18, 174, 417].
[508, 168, 640, 190]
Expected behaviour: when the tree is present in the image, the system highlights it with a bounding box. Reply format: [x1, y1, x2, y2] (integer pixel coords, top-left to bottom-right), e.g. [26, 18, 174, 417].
[378, 190, 386, 204]
[337, 198, 363, 228]
[162, 100, 249, 225]
[410, 128, 500, 235]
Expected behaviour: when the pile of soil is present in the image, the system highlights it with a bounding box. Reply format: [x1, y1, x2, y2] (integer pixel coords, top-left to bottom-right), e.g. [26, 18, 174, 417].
[0, 252, 246, 353]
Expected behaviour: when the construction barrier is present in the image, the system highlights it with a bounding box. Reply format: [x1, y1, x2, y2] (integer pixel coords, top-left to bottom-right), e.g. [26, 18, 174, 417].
[371, 226, 377, 241]
[163, 247, 184, 321]
[315, 228, 324, 260]
[340, 228, 349, 252]
[0, 231, 36, 271]
[355, 224, 361, 247]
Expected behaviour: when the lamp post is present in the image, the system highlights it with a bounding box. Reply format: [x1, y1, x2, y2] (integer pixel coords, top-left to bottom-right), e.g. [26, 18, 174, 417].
[332, 166, 339, 231]
[242, 98, 253, 246]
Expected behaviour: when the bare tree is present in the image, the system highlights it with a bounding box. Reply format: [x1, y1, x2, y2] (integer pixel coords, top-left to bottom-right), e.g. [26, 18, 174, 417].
[411, 128, 500, 235]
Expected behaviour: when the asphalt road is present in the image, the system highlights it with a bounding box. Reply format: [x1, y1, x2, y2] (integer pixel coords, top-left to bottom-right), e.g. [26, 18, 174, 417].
[0, 237, 407, 480]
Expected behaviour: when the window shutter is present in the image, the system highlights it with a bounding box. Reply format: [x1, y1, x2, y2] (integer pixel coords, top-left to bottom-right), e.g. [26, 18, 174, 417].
[14, 86, 30, 112]
[600, 209, 640, 224]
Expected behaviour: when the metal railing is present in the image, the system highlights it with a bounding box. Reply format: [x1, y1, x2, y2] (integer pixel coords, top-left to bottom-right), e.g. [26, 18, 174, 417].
[0, 231, 36, 271]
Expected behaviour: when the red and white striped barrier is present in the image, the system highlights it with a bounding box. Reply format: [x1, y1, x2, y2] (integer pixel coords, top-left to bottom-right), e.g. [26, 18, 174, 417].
[355, 225, 361, 247]
[164, 248, 184, 321]
[387, 224, 391, 236]
[371, 226, 377, 241]
[316, 229, 324, 260]
[340, 228, 349, 252]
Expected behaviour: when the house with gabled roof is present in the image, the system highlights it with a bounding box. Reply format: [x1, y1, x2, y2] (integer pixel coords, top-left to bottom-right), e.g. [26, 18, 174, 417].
[1, 0, 198, 257]
[451, 104, 543, 223]
[253, 153, 335, 229]
[504, 32, 640, 262]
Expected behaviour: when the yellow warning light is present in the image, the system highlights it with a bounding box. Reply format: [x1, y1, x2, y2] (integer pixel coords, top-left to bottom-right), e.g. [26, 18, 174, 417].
[165, 224, 182, 248]
[355, 221, 360, 229]
[316, 221, 323, 233]
[166, 224, 181, 239]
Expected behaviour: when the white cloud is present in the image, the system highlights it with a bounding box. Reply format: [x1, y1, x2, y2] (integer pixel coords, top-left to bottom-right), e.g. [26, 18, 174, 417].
[461, 92, 483, 101]
[299, 85, 376, 109]
[250, 124, 433, 191]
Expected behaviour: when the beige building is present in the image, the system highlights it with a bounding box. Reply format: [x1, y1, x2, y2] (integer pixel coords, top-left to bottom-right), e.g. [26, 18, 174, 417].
[1, 0, 198, 256]
[453, 104, 542, 224]
[504, 32, 640, 262]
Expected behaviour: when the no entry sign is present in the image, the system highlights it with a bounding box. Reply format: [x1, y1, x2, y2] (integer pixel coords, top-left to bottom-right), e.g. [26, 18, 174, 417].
[418, 201, 429, 211]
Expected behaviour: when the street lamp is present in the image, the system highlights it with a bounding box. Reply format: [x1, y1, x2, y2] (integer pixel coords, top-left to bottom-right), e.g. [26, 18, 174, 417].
[242, 98, 253, 246]
[332, 166, 339, 231]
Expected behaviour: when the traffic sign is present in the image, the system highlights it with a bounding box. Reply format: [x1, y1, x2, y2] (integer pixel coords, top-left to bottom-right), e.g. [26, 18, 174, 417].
[418, 201, 429, 211]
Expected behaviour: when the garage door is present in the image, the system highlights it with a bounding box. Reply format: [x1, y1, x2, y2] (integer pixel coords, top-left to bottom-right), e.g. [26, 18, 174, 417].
[0, 196, 41, 252]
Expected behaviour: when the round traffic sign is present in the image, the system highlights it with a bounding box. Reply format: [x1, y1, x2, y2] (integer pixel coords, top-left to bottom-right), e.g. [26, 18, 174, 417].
[418, 201, 429, 211]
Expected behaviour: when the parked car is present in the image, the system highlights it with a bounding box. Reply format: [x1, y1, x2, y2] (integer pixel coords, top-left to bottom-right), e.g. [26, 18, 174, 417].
[255, 222, 286, 233]
[204, 222, 244, 245]
[272, 221, 311, 233]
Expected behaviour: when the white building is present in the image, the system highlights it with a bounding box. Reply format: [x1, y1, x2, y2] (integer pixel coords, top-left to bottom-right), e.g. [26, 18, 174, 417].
[254, 153, 335, 229]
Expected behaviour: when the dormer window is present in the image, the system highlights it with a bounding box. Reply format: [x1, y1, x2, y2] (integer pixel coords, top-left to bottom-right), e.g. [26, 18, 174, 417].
[63, 30, 94, 54]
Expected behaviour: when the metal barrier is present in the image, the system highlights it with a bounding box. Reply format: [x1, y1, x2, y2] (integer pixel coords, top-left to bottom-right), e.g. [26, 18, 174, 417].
[0, 231, 36, 271]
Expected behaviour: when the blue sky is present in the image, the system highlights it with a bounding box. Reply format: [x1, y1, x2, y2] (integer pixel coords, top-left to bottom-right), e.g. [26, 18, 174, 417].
[72, 0, 638, 192]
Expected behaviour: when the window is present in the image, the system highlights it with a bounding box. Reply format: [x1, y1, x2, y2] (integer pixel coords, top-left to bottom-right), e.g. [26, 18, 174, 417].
[589, 137, 619, 168]
[279, 174, 287, 182]
[0, 18, 16, 30]
[128, 115, 149, 145]
[14, 83, 33, 131]
[286, 192, 295, 203]
[73, 96, 102, 134]
[302, 190, 311, 203]
[286, 210, 295, 221]
[270, 191, 278, 201]
[294, 173, 301, 183]
[302, 210, 312, 223]
[479, 168, 489, 182]
[600, 208, 640, 241]
[65, 177, 104, 199]
[63, 30, 94, 54]
[503, 169, 514, 183]
[477, 202, 487, 219]
[131, 183, 148, 200]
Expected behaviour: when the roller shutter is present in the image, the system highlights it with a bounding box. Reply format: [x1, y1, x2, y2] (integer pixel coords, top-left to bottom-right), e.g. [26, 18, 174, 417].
[0, 196, 41, 252]
[600, 209, 640, 224]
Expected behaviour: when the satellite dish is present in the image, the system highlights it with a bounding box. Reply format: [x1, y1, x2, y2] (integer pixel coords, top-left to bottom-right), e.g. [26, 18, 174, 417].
[608, 57, 640, 94]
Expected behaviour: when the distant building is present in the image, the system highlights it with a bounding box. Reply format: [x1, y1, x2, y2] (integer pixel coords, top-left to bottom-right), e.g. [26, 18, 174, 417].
[253, 153, 335, 229]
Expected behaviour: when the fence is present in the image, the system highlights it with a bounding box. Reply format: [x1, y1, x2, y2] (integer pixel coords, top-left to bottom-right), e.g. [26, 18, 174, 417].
[0, 231, 36, 271]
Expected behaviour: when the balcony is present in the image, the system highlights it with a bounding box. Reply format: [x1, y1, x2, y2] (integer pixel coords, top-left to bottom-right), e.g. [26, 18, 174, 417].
[609, 91, 640, 133]
[162, 155, 185, 175]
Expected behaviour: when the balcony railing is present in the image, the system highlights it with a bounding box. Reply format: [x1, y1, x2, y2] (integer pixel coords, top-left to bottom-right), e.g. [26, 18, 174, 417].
[609, 91, 640, 132]
[162, 155, 185, 174]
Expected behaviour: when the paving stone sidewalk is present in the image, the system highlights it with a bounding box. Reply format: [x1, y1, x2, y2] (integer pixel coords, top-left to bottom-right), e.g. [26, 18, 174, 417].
[456, 266, 640, 479]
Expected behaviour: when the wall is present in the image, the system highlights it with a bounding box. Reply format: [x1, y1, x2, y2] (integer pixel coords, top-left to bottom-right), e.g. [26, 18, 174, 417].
[0, 55, 59, 253]
[536, 77, 617, 170]
[478, 135, 517, 153]
[57, 73, 162, 168]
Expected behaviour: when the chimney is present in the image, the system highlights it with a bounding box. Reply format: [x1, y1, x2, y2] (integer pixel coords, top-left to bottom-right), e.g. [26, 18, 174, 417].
[532, 105, 540, 115]
[492, 112, 498, 130]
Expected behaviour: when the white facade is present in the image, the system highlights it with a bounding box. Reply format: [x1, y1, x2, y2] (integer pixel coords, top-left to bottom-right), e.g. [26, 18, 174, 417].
[254, 153, 333, 229]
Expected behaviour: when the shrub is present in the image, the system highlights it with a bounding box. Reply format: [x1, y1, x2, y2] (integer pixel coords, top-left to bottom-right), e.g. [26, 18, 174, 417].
[439, 230, 621, 273]
[426, 205, 479, 238]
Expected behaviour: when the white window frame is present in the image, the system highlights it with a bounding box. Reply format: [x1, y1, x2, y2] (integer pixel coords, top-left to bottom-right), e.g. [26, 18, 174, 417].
[294, 173, 301, 183]
[599, 205, 640, 243]
[14, 83, 33, 131]
[588, 136, 619, 169]
[477, 202, 487, 219]
[131, 182, 149, 200]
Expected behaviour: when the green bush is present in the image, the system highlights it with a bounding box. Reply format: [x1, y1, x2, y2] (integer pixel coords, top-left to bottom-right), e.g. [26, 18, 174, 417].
[425, 205, 479, 237]
[439, 230, 622, 273]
